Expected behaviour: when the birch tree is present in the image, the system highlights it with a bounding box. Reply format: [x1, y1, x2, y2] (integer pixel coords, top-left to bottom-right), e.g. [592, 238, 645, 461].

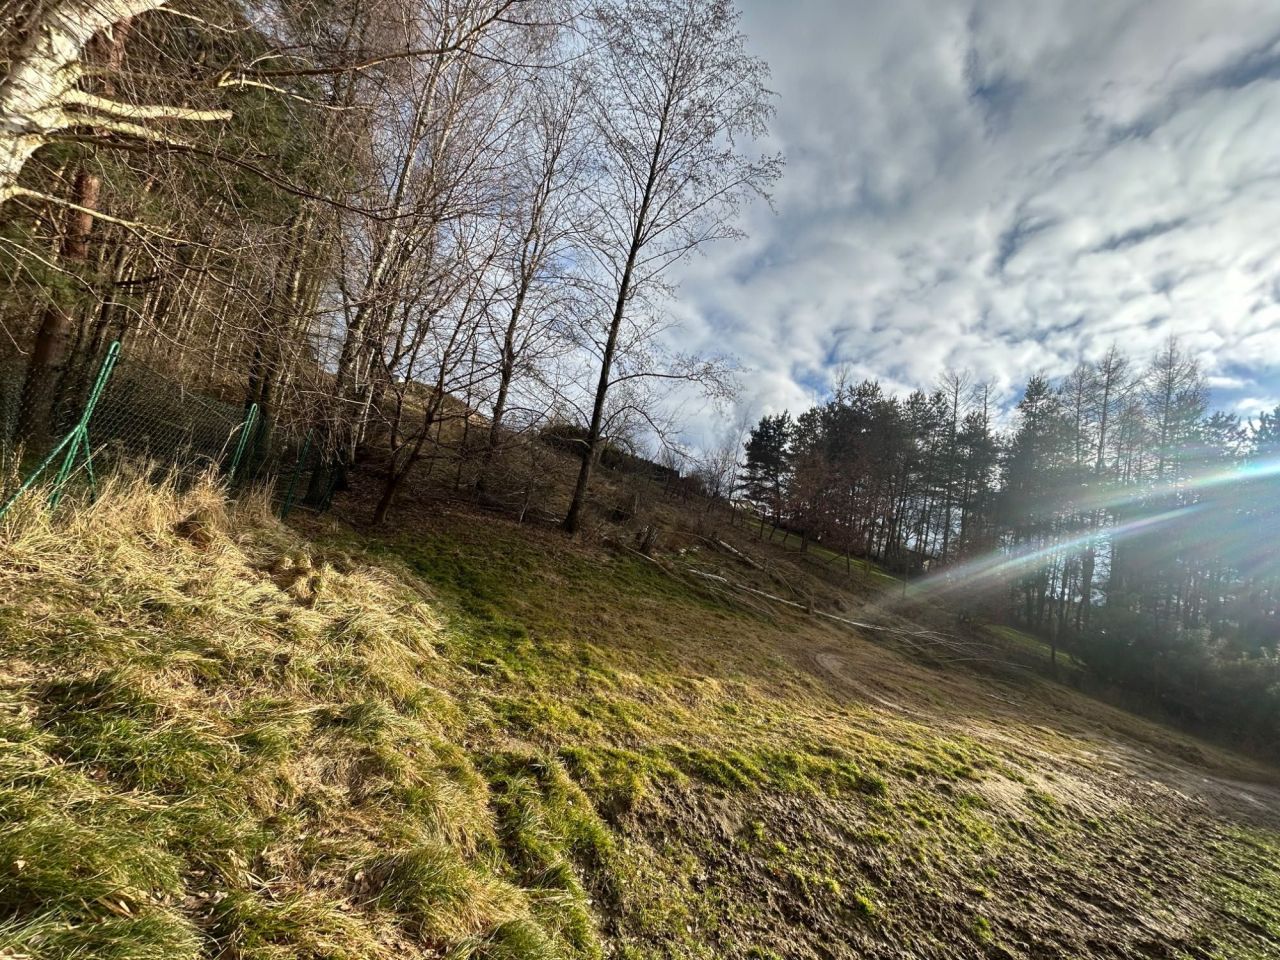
[324, 0, 543, 461]
[561, 0, 780, 534]
[476, 61, 589, 494]
[0, 0, 213, 203]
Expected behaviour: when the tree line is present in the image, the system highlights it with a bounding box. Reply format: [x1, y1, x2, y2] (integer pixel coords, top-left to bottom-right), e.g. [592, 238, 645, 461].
[740, 341, 1280, 744]
[0, 0, 779, 528]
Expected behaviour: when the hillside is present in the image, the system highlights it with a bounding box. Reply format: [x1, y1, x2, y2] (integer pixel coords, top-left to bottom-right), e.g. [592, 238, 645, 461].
[0, 478, 1278, 960]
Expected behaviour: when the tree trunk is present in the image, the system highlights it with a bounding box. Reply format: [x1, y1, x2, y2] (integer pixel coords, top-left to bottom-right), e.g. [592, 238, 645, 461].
[563, 239, 636, 534]
[563, 246, 633, 533]
[1077, 543, 1095, 630]
[15, 166, 100, 441]
[0, 0, 168, 202]
[477, 284, 525, 494]
[374, 408, 435, 525]
[373, 466, 402, 525]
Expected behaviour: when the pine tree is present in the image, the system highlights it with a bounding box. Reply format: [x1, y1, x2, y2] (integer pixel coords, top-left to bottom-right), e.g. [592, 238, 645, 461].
[740, 412, 794, 538]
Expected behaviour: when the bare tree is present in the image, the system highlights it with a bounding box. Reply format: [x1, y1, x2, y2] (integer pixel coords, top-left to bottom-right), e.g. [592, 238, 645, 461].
[1144, 336, 1206, 482]
[0, 1, 222, 203]
[0, 0, 785, 533]
[476, 54, 589, 493]
[935, 368, 972, 561]
[1092, 343, 1131, 475]
[560, 0, 780, 534]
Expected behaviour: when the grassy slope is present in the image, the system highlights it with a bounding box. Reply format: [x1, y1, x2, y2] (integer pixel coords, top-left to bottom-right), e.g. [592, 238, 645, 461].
[0, 481, 1278, 959]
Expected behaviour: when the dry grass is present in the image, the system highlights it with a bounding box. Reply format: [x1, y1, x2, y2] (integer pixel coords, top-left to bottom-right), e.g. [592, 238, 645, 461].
[0, 474, 597, 960]
[1, 477, 1279, 959]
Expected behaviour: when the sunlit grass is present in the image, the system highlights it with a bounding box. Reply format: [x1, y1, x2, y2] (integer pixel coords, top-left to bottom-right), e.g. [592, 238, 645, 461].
[0, 478, 1275, 958]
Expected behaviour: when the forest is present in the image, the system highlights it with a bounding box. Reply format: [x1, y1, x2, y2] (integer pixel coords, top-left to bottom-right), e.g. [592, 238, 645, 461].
[0, 0, 776, 527]
[740, 341, 1280, 744]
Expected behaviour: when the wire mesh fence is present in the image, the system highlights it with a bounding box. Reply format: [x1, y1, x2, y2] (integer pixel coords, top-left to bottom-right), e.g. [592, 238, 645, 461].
[0, 341, 341, 519]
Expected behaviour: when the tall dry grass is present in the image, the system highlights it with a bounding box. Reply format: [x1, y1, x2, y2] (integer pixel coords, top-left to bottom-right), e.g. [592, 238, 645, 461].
[0, 472, 590, 960]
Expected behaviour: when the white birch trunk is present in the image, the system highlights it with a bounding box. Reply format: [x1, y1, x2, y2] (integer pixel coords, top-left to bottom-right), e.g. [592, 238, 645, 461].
[0, 0, 169, 201]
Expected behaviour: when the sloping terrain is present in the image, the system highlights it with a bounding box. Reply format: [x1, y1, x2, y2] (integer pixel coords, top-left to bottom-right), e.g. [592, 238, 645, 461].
[0, 479, 1277, 959]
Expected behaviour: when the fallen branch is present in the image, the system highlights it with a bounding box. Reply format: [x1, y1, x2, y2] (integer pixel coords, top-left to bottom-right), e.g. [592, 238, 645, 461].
[696, 534, 764, 570]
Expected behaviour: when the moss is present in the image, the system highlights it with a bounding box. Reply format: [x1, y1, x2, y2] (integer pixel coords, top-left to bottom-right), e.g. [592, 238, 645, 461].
[970, 914, 994, 944]
[4, 483, 1280, 960]
[784, 865, 841, 904]
[851, 886, 879, 919]
[664, 746, 759, 790]
[1025, 788, 1063, 825]
[558, 745, 669, 820]
[1204, 829, 1280, 955]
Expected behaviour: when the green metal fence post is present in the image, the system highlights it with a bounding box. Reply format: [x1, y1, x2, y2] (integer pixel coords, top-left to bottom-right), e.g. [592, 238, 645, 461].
[318, 459, 342, 513]
[0, 430, 76, 520]
[227, 403, 259, 483]
[0, 341, 122, 519]
[279, 430, 312, 519]
[48, 342, 121, 509]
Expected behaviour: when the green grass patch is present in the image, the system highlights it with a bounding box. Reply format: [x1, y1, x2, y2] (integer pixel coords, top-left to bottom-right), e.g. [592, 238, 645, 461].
[2, 485, 1278, 960]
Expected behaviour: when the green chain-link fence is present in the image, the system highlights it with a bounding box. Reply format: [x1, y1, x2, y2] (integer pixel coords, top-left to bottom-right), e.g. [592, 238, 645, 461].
[0, 342, 342, 520]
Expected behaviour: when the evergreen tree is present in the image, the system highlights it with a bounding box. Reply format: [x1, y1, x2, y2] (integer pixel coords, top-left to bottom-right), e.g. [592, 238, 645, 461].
[740, 412, 794, 536]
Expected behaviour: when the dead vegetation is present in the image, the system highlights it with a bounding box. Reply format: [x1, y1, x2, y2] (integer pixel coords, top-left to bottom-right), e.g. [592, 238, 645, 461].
[0, 475, 599, 958]
[0, 478, 1278, 959]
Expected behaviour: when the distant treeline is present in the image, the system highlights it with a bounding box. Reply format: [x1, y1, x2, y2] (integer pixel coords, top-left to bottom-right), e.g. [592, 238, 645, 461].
[740, 341, 1280, 749]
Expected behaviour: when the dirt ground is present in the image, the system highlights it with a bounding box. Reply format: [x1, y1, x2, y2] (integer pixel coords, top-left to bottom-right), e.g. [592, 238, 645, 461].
[322, 483, 1280, 958]
[612, 516, 1280, 958]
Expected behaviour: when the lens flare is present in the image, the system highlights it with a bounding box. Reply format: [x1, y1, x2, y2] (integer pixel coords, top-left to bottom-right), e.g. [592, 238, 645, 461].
[905, 450, 1280, 600]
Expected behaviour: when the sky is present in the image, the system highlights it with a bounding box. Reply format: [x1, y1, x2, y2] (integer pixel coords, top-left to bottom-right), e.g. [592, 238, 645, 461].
[665, 0, 1280, 446]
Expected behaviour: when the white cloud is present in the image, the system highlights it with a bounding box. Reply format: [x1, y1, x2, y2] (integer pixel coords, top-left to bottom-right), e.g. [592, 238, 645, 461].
[1236, 396, 1280, 416]
[1209, 375, 1253, 391]
[663, 0, 1280, 447]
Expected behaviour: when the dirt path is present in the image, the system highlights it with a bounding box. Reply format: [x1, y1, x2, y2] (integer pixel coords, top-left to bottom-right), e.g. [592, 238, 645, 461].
[792, 622, 1280, 828]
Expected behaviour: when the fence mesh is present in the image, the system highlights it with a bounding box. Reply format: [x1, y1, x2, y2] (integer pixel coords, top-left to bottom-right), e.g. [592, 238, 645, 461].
[0, 342, 339, 518]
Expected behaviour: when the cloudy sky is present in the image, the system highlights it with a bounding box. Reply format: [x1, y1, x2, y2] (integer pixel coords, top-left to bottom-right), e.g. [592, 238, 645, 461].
[667, 0, 1280, 442]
